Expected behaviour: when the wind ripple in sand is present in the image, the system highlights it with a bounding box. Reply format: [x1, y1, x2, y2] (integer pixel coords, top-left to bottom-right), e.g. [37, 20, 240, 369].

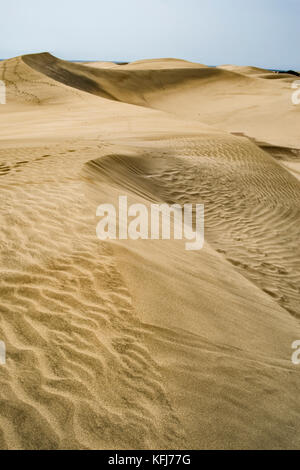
[0, 143, 184, 449]
[90, 135, 300, 319]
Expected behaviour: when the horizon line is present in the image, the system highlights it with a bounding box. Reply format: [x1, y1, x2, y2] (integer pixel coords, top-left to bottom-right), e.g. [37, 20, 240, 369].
[0, 55, 299, 71]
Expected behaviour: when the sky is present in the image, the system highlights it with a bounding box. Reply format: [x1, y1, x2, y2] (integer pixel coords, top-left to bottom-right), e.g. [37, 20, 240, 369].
[0, 0, 299, 69]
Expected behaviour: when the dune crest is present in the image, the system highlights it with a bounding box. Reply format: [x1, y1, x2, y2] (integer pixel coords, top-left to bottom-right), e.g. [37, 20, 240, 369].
[21, 52, 300, 147]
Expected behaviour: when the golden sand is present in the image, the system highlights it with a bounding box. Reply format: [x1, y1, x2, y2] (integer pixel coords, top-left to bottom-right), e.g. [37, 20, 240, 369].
[0, 54, 300, 449]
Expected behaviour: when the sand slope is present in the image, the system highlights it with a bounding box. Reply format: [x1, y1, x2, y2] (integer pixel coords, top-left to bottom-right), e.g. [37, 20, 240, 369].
[0, 53, 300, 449]
[22, 53, 300, 147]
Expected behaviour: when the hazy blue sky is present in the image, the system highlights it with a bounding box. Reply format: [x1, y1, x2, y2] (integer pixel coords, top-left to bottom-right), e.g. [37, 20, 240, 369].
[0, 0, 299, 69]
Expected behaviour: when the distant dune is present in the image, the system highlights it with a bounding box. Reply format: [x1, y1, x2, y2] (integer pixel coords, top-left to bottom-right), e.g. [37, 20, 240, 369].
[78, 61, 121, 69]
[219, 64, 273, 77]
[22, 53, 300, 147]
[117, 57, 207, 69]
[0, 53, 300, 450]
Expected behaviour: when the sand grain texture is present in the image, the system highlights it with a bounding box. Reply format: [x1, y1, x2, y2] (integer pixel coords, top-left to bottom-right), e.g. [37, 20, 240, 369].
[0, 54, 300, 449]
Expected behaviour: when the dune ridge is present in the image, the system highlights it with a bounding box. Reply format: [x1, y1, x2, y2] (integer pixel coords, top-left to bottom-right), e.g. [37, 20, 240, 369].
[22, 52, 300, 147]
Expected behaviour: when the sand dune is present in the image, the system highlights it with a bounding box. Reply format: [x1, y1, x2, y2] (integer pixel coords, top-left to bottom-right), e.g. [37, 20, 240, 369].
[22, 53, 300, 147]
[218, 64, 298, 80]
[219, 64, 270, 75]
[80, 61, 121, 69]
[0, 53, 300, 449]
[117, 58, 206, 69]
[22, 53, 239, 108]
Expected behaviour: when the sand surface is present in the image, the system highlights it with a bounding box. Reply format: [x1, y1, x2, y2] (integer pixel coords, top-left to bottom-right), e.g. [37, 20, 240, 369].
[0, 54, 300, 449]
